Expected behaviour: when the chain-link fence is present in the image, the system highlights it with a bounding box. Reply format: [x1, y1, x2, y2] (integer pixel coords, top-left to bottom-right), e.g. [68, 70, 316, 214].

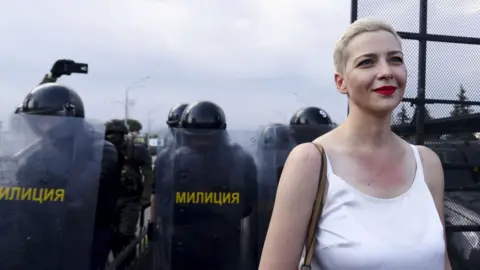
[352, 0, 480, 269]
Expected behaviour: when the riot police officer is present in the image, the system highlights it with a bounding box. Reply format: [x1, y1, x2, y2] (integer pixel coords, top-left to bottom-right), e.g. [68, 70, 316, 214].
[14, 104, 22, 114]
[167, 103, 189, 128]
[159, 103, 189, 150]
[289, 106, 335, 144]
[0, 83, 119, 270]
[105, 119, 154, 269]
[154, 101, 258, 270]
[252, 107, 335, 266]
[147, 103, 190, 241]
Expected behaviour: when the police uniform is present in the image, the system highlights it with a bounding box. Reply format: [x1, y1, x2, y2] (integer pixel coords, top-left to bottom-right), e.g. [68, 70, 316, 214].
[155, 101, 258, 270]
[0, 83, 117, 270]
[252, 107, 336, 266]
[148, 103, 189, 238]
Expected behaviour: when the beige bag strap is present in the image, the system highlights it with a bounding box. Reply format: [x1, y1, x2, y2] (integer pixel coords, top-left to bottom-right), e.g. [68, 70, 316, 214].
[300, 143, 328, 270]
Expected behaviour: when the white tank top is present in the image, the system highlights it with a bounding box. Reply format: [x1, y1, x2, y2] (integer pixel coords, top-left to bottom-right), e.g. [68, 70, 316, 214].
[310, 144, 445, 270]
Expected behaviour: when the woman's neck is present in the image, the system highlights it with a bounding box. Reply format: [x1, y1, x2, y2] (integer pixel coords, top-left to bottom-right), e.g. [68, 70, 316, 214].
[340, 106, 395, 149]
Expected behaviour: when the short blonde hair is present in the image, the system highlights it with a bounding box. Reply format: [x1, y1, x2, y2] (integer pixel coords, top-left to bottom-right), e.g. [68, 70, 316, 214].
[333, 17, 402, 75]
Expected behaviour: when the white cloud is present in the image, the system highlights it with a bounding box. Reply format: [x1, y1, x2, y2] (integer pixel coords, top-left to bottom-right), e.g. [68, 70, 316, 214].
[1, 0, 476, 131]
[0, 0, 353, 130]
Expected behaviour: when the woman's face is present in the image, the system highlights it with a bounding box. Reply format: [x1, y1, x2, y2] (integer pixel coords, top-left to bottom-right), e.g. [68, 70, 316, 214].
[335, 30, 407, 115]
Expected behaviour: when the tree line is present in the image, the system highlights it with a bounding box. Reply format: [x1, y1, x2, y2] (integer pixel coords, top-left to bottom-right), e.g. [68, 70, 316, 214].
[394, 84, 477, 140]
[395, 84, 475, 124]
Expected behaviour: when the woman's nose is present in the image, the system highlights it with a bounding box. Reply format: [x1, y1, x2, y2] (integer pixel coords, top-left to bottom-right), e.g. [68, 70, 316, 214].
[376, 60, 394, 80]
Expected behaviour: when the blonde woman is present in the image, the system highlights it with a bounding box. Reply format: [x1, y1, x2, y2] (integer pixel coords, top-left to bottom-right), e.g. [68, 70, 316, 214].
[259, 18, 452, 270]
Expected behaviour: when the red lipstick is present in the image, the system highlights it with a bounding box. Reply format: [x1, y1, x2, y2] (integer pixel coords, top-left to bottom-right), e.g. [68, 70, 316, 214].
[373, 85, 396, 96]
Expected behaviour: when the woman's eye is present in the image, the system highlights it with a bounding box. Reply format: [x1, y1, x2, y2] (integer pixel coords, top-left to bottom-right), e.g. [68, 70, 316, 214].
[358, 59, 373, 66]
[391, 57, 404, 63]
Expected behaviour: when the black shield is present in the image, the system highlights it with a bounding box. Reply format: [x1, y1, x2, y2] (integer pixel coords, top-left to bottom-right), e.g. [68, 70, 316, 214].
[0, 113, 105, 270]
[154, 128, 259, 270]
[253, 124, 295, 266]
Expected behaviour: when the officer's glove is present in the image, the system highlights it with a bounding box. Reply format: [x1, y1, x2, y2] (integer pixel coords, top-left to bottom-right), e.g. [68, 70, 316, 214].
[50, 59, 75, 78]
[147, 221, 154, 241]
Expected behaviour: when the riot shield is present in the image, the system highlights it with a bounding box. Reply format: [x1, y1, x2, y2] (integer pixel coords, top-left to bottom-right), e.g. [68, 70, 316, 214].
[253, 124, 295, 266]
[157, 128, 175, 153]
[252, 123, 335, 265]
[154, 128, 260, 270]
[0, 113, 105, 270]
[289, 124, 335, 145]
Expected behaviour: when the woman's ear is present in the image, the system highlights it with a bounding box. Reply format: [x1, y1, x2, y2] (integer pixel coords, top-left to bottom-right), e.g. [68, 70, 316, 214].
[335, 73, 348, 95]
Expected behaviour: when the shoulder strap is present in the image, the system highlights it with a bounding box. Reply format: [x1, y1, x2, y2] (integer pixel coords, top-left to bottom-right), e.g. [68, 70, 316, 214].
[301, 143, 328, 270]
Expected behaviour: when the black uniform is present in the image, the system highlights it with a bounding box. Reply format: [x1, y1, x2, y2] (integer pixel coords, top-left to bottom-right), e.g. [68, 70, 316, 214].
[91, 139, 120, 270]
[159, 103, 189, 152]
[154, 102, 190, 194]
[155, 101, 258, 270]
[252, 107, 335, 266]
[0, 83, 119, 270]
[252, 123, 294, 265]
[150, 102, 190, 226]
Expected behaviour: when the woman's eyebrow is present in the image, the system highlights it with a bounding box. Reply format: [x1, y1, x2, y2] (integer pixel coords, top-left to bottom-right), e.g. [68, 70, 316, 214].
[354, 50, 403, 61]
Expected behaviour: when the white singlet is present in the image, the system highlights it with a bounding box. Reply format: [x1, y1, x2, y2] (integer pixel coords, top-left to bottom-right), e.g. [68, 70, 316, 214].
[310, 145, 445, 270]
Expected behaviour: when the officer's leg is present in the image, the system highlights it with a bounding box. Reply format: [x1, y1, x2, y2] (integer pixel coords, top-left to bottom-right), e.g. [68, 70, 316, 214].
[111, 204, 125, 257]
[118, 198, 141, 268]
[90, 227, 114, 270]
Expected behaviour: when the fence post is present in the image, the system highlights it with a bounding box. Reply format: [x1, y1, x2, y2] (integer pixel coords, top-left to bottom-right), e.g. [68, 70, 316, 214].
[415, 0, 428, 145]
[347, 0, 358, 116]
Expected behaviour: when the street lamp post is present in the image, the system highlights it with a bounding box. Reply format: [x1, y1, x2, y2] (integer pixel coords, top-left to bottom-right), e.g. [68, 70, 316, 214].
[124, 76, 150, 130]
[147, 111, 153, 135]
[147, 108, 162, 136]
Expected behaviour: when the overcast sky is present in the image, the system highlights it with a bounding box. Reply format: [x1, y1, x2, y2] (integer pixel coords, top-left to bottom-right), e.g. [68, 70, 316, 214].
[1, 0, 479, 131]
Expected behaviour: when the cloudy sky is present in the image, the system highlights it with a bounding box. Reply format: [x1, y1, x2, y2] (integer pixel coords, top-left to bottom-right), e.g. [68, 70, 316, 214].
[1, 0, 479, 131]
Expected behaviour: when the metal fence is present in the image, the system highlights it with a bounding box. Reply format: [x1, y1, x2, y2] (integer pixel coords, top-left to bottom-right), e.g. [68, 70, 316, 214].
[352, 0, 480, 269]
[106, 208, 152, 270]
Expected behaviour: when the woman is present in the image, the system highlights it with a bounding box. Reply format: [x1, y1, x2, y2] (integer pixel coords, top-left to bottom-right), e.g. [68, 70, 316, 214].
[259, 18, 452, 270]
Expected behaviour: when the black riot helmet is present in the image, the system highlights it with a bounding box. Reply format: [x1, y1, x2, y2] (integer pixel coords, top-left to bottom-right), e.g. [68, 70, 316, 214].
[14, 104, 22, 114]
[21, 83, 85, 118]
[259, 123, 292, 149]
[180, 101, 227, 130]
[289, 107, 334, 144]
[105, 119, 128, 147]
[18, 83, 85, 138]
[289, 106, 333, 126]
[10, 104, 25, 132]
[166, 103, 189, 128]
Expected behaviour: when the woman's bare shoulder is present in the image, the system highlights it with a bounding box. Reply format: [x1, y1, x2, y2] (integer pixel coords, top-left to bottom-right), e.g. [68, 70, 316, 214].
[274, 142, 323, 215]
[287, 142, 322, 165]
[280, 143, 322, 186]
[415, 144, 443, 187]
[259, 143, 323, 269]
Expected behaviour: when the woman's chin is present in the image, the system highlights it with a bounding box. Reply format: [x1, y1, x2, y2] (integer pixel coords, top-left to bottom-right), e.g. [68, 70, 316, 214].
[366, 102, 401, 117]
